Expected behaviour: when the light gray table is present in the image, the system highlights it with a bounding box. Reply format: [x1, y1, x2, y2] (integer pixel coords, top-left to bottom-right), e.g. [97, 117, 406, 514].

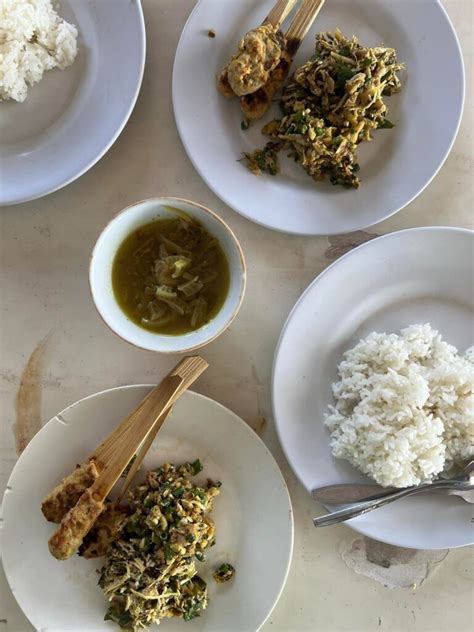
[1, 1, 472, 630]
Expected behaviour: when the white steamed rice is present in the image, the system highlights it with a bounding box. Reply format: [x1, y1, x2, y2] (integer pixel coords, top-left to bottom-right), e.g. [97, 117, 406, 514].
[0, 0, 77, 102]
[325, 324, 474, 488]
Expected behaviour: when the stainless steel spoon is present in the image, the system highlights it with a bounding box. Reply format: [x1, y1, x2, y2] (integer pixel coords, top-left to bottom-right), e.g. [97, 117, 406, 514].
[312, 460, 474, 528]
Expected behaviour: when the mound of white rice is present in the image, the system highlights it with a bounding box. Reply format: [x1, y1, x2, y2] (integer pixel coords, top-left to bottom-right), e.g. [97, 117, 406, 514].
[0, 0, 77, 102]
[325, 324, 474, 488]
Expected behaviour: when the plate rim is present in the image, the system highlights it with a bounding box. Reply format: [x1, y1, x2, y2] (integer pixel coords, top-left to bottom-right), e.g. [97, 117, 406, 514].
[0, 0, 147, 206]
[172, 0, 466, 236]
[1, 385, 294, 631]
[271, 226, 473, 549]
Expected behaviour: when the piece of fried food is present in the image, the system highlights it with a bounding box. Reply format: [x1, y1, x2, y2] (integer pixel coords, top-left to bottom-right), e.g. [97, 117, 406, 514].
[48, 488, 104, 560]
[41, 460, 101, 523]
[78, 504, 129, 559]
[217, 24, 286, 97]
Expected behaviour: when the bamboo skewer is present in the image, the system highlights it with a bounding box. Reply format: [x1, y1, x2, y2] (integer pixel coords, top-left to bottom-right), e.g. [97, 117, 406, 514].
[47, 356, 208, 560]
[93, 357, 208, 464]
[91, 356, 208, 500]
[117, 406, 173, 502]
[263, 0, 298, 29]
[285, 0, 324, 41]
[86, 375, 185, 502]
[115, 356, 211, 498]
[91, 389, 156, 463]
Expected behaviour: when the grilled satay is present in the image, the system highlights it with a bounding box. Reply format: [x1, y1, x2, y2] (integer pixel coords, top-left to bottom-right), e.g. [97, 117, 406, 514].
[216, 0, 296, 97]
[240, 0, 325, 121]
[48, 488, 105, 560]
[41, 459, 101, 523]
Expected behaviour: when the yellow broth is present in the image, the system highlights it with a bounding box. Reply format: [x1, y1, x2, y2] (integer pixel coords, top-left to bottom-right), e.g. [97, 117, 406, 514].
[112, 216, 230, 335]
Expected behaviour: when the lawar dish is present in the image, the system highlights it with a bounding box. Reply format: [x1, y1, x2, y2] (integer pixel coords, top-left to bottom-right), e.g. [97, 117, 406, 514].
[173, 0, 465, 234]
[1, 388, 293, 631]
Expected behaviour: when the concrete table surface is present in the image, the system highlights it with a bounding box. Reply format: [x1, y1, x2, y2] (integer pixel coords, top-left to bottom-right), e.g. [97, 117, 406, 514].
[0, 1, 472, 631]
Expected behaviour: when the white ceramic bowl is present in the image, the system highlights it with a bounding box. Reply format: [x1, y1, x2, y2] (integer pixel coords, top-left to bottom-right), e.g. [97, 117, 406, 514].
[90, 198, 246, 352]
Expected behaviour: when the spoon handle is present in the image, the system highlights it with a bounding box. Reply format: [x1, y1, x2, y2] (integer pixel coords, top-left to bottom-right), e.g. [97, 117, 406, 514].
[312, 480, 466, 527]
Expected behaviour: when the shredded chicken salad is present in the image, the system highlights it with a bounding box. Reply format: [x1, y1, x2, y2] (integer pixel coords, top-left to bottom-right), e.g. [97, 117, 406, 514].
[99, 461, 221, 631]
[244, 29, 404, 188]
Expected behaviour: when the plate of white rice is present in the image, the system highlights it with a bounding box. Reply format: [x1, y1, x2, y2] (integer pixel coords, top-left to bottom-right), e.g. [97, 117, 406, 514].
[0, 0, 145, 205]
[272, 227, 474, 549]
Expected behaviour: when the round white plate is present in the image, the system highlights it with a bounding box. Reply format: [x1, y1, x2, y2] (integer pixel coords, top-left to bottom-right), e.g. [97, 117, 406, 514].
[272, 227, 473, 549]
[1, 387, 293, 631]
[0, 0, 145, 206]
[173, 0, 464, 235]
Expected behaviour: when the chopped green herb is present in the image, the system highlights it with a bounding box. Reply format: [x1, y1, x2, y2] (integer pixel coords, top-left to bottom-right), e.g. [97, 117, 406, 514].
[379, 118, 395, 129]
[191, 459, 203, 475]
[104, 606, 133, 628]
[213, 562, 236, 583]
[335, 63, 357, 90]
[183, 604, 203, 621]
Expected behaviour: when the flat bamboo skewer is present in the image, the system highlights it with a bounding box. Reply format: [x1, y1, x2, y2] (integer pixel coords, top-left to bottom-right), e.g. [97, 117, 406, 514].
[47, 356, 208, 560]
[115, 356, 214, 498]
[286, 0, 324, 42]
[93, 357, 208, 464]
[88, 376, 185, 501]
[240, 0, 325, 120]
[93, 356, 209, 499]
[117, 406, 173, 502]
[91, 390, 155, 464]
[263, 0, 298, 29]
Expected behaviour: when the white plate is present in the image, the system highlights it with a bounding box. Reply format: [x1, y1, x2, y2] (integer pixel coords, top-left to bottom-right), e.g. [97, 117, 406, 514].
[172, 0, 464, 235]
[0, 0, 145, 206]
[1, 387, 293, 631]
[272, 227, 473, 549]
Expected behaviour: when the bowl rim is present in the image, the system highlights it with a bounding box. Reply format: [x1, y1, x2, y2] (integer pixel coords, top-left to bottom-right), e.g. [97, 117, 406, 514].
[89, 196, 247, 353]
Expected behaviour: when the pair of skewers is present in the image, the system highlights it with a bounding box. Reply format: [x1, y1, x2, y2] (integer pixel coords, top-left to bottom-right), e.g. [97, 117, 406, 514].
[42, 356, 209, 560]
[218, 0, 325, 121]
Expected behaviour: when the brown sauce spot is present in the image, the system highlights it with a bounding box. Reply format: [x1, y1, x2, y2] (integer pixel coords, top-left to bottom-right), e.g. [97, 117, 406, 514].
[13, 334, 50, 454]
